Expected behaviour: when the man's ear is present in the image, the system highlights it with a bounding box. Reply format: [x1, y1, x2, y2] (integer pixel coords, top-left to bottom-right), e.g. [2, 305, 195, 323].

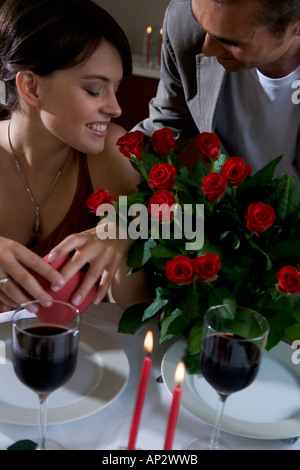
[15, 71, 41, 108]
[294, 16, 300, 35]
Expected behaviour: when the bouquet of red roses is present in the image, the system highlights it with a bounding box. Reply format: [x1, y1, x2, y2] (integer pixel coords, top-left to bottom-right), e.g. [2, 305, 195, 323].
[89, 128, 300, 373]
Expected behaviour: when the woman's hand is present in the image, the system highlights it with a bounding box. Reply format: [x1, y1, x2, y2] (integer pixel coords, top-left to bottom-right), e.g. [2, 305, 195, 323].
[0, 237, 66, 311]
[47, 226, 133, 306]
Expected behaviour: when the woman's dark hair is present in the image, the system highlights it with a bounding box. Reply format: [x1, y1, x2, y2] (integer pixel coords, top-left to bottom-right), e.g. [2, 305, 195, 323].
[0, 0, 132, 119]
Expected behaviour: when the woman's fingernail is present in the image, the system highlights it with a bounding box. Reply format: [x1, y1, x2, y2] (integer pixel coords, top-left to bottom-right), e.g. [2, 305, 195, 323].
[41, 300, 53, 307]
[48, 251, 57, 262]
[27, 305, 39, 314]
[72, 295, 82, 306]
[51, 277, 65, 291]
[93, 296, 102, 305]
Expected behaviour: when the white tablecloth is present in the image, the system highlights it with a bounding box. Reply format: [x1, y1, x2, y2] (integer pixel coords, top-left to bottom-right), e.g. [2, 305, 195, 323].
[0, 303, 299, 451]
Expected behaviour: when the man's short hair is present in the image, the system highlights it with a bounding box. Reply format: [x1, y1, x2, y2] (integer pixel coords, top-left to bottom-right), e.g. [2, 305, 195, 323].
[212, 0, 300, 37]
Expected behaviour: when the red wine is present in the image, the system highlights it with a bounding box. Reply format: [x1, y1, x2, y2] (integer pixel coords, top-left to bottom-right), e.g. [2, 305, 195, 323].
[13, 325, 78, 394]
[200, 333, 261, 395]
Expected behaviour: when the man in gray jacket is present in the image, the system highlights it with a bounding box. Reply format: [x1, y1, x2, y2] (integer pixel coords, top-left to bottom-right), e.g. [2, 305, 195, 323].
[134, 0, 300, 176]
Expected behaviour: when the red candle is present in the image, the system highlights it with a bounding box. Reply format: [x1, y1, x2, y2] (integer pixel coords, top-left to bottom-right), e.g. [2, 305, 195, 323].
[127, 331, 153, 450]
[158, 28, 163, 66]
[163, 362, 185, 450]
[146, 26, 152, 64]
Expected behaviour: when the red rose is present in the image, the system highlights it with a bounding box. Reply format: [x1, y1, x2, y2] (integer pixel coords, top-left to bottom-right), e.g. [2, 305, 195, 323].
[164, 255, 195, 285]
[149, 163, 177, 190]
[87, 189, 116, 214]
[245, 202, 276, 236]
[117, 130, 144, 161]
[276, 266, 300, 294]
[195, 132, 220, 161]
[221, 157, 252, 186]
[148, 189, 176, 221]
[152, 128, 178, 155]
[193, 253, 221, 282]
[202, 173, 227, 202]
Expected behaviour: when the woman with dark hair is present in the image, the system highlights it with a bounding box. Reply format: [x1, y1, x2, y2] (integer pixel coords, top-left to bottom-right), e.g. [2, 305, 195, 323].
[0, 0, 148, 312]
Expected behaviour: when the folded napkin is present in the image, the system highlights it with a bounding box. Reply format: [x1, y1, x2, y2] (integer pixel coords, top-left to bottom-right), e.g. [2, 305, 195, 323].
[31, 254, 97, 324]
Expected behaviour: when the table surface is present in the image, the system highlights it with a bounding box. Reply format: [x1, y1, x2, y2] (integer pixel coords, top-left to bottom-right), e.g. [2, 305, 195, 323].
[0, 303, 299, 451]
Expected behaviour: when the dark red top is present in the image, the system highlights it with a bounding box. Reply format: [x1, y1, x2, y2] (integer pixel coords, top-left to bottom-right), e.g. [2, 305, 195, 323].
[29, 154, 98, 258]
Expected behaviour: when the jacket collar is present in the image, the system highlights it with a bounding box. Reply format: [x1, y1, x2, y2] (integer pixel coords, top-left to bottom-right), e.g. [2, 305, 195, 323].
[196, 54, 227, 132]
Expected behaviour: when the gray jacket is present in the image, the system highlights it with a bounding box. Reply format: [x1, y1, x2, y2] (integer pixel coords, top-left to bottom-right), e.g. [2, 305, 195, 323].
[134, 0, 300, 174]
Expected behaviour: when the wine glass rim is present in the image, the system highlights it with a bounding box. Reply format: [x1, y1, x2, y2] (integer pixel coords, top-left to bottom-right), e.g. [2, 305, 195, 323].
[13, 299, 80, 336]
[205, 304, 270, 341]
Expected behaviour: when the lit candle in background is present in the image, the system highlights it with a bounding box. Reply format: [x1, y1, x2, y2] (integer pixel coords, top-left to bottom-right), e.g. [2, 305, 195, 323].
[127, 331, 153, 450]
[146, 26, 152, 64]
[158, 28, 163, 65]
[163, 362, 185, 450]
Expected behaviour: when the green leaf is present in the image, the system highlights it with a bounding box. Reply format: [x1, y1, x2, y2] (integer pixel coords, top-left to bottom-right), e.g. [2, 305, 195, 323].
[141, 151, 166, 174]
[211, 153, 227, 173]
[160, 308, 189, 342]
[250, 156, 283, 184]
[184, 353, 201, 374]
[219, 230, 240, 250]
[265, 328, 283, 351]
[237, 156, 283, 195]
[118, 303, 153, 334]
[262, 293, 296, 312]
[7, 440, 38, 450]
[208, 288, 236, 308]
[276, 176, 300, 220]
[122, 192, 148, 206]
[187, 319, 203, 355]
[126, 238, 157, 269]
[142, 287, 169, 321]
[181, 291, 202, 321]
[178, 166, 190, 179]
[285, 325, 300, 343]
[192, 159, 209, 183]
[150, 244, 180, 261]
[264, 309, 296, 330]
[247, 236, 273, 270]
[142, 298, 168, 321]
[269, 238, 300, 261]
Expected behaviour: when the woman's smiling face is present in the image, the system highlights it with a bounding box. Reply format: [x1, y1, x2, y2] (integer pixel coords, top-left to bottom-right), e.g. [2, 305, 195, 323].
[36, 39, 123, 155]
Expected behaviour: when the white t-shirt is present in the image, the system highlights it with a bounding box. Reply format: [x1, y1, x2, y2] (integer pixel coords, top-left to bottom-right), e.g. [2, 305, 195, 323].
[216, 65, 300, 177]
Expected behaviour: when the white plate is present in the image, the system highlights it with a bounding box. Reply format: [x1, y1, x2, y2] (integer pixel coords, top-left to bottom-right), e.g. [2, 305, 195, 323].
[0, 322, 129, 425]
[162, 339, 300, 440]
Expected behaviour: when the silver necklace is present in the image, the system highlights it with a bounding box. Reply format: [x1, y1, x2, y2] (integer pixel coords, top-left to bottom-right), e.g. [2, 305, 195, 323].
[8, 121, 67, 234]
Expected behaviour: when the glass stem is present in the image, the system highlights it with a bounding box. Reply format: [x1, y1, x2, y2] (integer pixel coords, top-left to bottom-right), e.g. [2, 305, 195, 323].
[209, 393, 228, 450]
[38, 393, 49, 450]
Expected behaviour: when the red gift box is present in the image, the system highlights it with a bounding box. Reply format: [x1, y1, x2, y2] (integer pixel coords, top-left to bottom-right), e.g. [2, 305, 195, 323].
[31, 254, 97, 324]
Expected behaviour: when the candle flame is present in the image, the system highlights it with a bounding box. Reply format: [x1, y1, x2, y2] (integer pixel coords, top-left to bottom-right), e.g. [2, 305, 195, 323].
[144, 331, 153, 354]
[147, 26, 152, 34]
[160, 28, 163, 35]
[175, 362, 185, 384]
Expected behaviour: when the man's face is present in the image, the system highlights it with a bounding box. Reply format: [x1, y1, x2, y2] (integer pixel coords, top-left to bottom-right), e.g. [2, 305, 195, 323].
[192, 0, 299, 73]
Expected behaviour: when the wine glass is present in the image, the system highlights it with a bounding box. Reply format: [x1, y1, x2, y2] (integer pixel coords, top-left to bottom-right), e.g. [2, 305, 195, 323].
[186, 304, 269, 450]
[12, 300, 80, 450]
